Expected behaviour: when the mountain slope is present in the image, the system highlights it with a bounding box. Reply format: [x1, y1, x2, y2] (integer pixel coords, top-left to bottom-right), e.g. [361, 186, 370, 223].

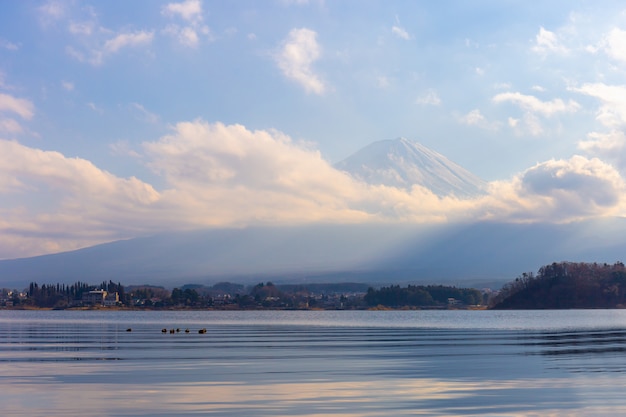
[2, 219, 626, 289]
[335, 137, 487, 198]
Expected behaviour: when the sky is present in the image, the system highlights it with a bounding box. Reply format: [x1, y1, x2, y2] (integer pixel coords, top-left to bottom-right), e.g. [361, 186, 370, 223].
[2, 0, 626, 259]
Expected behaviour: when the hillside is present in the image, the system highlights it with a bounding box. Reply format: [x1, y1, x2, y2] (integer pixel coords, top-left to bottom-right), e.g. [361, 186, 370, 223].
[490, 261, 626, 309]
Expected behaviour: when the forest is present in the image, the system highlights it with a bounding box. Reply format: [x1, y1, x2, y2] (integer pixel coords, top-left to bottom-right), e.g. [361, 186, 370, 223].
[490, 261, 626, 309]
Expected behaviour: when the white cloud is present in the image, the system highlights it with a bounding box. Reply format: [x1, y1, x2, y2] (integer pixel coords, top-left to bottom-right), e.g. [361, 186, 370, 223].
[481, 156, 626, 223]
[578, 130, 626, 169]
[571, 83, 626, 128]
[416, 89, 441, 106]
[590, 28, 626, 63]
[458, 109, 499, 131]
[573, 83, 626, 170]
[67, 30, 154, 66]
[532, 26, 568, 55]
[37, 0, 66, 27]
[162, 0, 203, 23]
[162, 0, 212, 47]
[141, 121, 485, 226]
[0, 139, 161, 257]
[392, 26, 411, 41]
[0, 38, 18, 51]
[520, 156, 625, 216]
[0, 93, 34, 120]
[103, 31, 154, 54]
[163, 24, 203, 48]
[61, 81, 74, 91]
[0, 93, 33, 136]
[275, 28, 326, 95]
[460, 109, 485, 125]
[492, 92, 580, 116]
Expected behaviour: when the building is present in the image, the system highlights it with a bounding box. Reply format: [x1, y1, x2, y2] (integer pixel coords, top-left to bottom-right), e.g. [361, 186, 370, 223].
[82, 290, 119, 307]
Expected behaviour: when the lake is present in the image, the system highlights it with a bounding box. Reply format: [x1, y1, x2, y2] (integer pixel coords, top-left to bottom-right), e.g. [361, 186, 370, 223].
[2, 309, 626, 416]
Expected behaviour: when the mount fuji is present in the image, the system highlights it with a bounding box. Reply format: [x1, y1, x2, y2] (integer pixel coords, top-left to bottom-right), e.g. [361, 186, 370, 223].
[2, 138, 626, 290]
[335, 137, 487, 198]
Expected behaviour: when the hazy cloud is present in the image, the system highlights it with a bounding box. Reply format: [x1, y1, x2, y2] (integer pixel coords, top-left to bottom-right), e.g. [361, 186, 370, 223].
[103, 31, 154, 54]
[0, 38, 19, 51]
[66, 29, 154, 66]
[573, 82, 626, 170]
[61, 81, 74, 91]
[493, 92, 580, 116]
[129, 103, 159, 124]
[460, 109, 485, 125]
[68, 21, 95, 36]
[578, 130, 626, 169]
[161, 0, 211, 48]
[416, 89, 441, 106]
[162, 0, 203, 23]
[458, 109, 499, 131]
[275, 28, 326, 94]
[571, 83, 626, 128]
[532, 26, 568, 55]
[0, 118, 23, 134]
[0, 93, 34, 119]
[37, 0, 66, 27]
[392, 26, 411, 40]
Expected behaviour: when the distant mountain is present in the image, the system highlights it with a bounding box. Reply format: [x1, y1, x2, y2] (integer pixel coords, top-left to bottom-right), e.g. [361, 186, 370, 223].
[2, 219, 626, 290]
[335, 137, 487, 198]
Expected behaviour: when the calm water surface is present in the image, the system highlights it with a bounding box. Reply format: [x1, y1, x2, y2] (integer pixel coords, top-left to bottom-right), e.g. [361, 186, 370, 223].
[2, 309, 626, 416]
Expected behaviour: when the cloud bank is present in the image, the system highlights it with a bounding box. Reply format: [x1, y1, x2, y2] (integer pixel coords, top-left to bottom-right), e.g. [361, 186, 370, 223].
[2, 120, 625, 259]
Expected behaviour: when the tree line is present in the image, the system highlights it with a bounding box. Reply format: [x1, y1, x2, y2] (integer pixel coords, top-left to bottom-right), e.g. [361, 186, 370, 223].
[7, 280, 485, 309]
[490, 261, 626, 309]
[364, 284, 483, 308]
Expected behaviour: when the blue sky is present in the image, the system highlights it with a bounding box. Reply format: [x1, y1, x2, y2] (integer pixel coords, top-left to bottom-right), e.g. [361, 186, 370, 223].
[2, 0, 626, 258]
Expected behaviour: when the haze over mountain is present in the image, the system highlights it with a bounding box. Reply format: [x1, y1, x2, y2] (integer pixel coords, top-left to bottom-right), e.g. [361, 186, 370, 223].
[1, 138, 624, 290]
[1, 219, 626, 290]
[335, 137, 487, 198]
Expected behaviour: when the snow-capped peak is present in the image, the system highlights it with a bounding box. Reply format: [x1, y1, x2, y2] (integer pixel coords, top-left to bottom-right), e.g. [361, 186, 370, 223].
[334, 137, 487, 198]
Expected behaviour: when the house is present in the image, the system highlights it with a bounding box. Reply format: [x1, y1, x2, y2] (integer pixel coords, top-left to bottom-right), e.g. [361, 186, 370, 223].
[82, 290, 119, 307]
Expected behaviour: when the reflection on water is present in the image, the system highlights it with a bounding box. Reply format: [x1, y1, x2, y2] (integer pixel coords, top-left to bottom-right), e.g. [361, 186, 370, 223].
[2, 310, 626, 416]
